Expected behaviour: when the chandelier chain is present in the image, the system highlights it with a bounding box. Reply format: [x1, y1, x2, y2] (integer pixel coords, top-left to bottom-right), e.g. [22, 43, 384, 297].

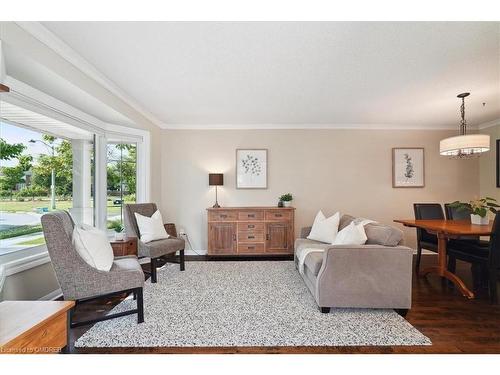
[459, 96, 467, 136]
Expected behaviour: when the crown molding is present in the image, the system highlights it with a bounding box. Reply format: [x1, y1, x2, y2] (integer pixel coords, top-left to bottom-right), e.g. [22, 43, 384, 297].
[160, 122, 464, 130]
[477, 118, 500, 130]
[14, 21, 163, 129]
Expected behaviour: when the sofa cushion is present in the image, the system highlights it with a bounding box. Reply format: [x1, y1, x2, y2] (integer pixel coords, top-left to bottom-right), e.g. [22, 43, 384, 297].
[340, 214, 402, 246]
[365, 224, 403, 247]
[304, 252, 324, 276]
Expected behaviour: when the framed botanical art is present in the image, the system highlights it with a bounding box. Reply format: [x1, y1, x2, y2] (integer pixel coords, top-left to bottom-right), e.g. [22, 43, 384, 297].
[392, 147, 425, 188]
[236, 149, 268, 189]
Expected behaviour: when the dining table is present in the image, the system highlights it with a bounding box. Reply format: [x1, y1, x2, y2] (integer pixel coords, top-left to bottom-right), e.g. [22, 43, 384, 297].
[393, 219, 493, 299]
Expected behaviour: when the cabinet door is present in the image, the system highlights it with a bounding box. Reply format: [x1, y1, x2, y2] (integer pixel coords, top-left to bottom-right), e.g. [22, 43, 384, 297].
[266, 223, 292, 253]
[209, 223, 236, 255]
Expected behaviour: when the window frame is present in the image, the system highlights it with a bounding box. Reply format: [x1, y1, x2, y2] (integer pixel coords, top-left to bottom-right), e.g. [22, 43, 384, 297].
[0, 78, 151, 265]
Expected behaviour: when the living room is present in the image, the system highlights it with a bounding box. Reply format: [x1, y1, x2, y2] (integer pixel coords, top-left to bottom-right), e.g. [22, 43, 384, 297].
[1, 1, 500, 372]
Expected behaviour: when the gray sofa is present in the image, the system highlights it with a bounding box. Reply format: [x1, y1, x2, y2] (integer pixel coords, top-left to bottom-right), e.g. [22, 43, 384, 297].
[295, 214, 413, 314]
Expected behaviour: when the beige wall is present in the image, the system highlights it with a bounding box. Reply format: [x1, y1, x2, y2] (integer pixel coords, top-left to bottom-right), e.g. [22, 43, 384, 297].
[480, 124, 500, 205]
[160, 129, 480, 253]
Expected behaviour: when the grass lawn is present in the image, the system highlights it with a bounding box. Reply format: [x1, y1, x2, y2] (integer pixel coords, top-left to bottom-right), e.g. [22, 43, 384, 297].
[0, 199, 73, 213]
[17, 236, 46, 246]
[0, 198, 134, 215]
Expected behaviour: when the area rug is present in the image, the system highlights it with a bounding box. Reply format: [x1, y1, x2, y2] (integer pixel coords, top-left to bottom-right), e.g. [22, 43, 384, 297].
[75, 261, 431, 347]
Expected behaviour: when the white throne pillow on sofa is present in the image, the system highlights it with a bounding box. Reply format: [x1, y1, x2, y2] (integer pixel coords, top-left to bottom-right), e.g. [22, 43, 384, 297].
[134, 210, 170, 243]
[72, 224, 114, 271]
[307, 210, 340, 244]
[333, 221, 367, 245]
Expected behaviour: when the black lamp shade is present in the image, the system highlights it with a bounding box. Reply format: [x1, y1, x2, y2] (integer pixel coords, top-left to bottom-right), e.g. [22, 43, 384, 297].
[209, 173, 223, 186]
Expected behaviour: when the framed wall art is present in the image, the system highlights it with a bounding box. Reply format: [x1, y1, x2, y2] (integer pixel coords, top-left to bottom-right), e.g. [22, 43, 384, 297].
[392, 147, 425, 188]
[236, 149, 268, 189]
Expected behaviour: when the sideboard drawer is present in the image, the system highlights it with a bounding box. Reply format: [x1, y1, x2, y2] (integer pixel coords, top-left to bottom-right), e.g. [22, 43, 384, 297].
[208, 210, 238, 221]
[238, 210, 264, 221]
[265, 210, 292, 221]
[238, 243, 265, 254]
[238, 222, 265, 232]
[238, 231, 265, 242]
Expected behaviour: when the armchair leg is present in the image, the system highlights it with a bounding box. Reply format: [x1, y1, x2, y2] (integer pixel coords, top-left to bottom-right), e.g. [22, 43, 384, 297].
[136, 287, 144, 323]
[320, 307, 330, 313]
[180, 249, 185, 271]
[150, 257, 157, 283]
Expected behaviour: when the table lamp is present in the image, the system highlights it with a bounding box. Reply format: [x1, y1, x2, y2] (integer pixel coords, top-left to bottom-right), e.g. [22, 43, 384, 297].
[209, 173, 224, 208]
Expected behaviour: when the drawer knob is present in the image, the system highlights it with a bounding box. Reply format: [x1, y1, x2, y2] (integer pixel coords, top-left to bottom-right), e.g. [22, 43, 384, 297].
[248, 214, 255, 218]
[275, 214, 282, 217]
[220, 214, 227, 218]
[248, 246, 255, 250]
[248, 235, 255, 239]
[248, 225, 255, 228]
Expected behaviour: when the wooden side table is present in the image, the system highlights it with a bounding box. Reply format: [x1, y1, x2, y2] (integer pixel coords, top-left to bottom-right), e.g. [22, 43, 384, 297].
[0, 300, 75, 354]
[110, 236, 138, 257]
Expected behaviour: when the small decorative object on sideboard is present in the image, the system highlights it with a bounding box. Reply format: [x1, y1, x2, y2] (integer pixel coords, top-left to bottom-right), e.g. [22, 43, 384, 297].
[109, 221, 125, 241]
[450, 197, 499, 225]
[279, 193, 293, 207]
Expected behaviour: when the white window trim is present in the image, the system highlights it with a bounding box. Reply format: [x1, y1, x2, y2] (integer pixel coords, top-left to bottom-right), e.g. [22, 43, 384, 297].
[0, 77, 151, 271]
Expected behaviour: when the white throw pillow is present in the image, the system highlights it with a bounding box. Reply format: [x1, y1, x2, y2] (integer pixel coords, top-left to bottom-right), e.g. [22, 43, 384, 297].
[72, 224, 114, 271]
[333, 221, 368, 245]
[134, 210, 169, 243]
[307, 210, 340, 244]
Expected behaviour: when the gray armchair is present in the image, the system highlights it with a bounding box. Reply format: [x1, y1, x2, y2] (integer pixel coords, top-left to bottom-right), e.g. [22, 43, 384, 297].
[41, 211, 144, 327]
[124, 203, 185, 283]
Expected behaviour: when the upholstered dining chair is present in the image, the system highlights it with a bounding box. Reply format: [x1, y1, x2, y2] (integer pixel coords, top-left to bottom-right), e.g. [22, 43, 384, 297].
[124, 203, 185, 283]
[447, 212, 499, 304]
[413, 203, 455, 273]
[41, 211, 145, 327]
[445, 202, 490, 290]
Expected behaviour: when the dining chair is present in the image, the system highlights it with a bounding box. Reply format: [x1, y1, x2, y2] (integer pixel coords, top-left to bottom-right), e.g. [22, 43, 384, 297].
[447, 212, 499, 304]
[445, 203, 491, 291]
[413, 203, 455, 273]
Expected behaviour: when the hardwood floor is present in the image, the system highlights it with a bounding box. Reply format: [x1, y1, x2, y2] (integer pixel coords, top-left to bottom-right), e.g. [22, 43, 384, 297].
[69, 255, 500, 354]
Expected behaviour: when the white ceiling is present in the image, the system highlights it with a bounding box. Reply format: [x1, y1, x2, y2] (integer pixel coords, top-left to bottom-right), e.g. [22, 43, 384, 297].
[41, 22, 500, 129]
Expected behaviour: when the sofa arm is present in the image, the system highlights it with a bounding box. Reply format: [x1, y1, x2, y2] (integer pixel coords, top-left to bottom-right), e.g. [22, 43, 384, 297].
[316, 245, 413, 309]
[300, 226, 312, 238]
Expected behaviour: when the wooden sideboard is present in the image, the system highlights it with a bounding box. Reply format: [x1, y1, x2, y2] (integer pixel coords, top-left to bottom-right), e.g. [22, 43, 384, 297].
[207, 207, 295, 256]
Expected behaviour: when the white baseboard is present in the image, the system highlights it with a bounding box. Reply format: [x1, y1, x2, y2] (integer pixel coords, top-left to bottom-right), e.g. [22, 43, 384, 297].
[39, 288, 62, 301]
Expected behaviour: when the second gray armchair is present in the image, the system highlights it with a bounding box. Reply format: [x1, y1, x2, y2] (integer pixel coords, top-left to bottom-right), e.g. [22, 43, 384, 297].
[124, 203, 185, 283]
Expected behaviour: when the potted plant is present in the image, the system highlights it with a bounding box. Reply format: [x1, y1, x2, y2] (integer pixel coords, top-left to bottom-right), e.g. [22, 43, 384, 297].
[450, 197, 499, 225]
[109, 221, 125, 240]
[279, 193, 293, 207]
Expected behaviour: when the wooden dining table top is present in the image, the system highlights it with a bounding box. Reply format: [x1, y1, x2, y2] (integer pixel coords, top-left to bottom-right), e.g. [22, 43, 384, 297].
[394, 219, 493, 236]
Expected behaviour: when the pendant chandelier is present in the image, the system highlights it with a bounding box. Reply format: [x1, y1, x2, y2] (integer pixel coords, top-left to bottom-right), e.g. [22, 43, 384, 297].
[439, 92, 490, 158]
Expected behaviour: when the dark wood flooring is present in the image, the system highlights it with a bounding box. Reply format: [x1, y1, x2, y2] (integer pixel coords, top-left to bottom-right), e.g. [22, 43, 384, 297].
[69, 255, 500, 354]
